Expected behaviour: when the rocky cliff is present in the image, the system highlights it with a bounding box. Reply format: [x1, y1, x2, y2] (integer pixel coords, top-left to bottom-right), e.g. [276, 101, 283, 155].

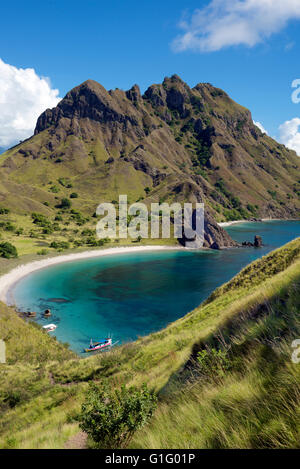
[0, 75, 299, 249]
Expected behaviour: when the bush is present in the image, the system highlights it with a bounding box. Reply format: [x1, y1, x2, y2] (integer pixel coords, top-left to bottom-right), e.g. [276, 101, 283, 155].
[37, 249, 49, 255]
[50, 185, 60, 193]
[70, 193, 78, 199]
[58, 177, 70, 187]
[50, 241, 70, 250]
[0, 207, 10, 214]
[197, 347, 232, 381]
[31, 213, 50, 228]
[59, 198, 72, 209]
[42, 226, 54, 234]
[0, 242, 18, 258]
[70, 210, 86, 225]
[0, 222, 16, 232]
[79, 383, 157, 448]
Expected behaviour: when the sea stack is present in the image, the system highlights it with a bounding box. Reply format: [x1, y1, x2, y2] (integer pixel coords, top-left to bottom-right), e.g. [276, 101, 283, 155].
[254, 235, 263, 247]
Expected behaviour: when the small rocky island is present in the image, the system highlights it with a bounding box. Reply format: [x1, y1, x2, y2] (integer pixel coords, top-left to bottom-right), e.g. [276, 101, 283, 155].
[242, 235, 263, 248]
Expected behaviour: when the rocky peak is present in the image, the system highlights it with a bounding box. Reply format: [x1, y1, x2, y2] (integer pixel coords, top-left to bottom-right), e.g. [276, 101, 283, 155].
[35, 79, 141, 135]
[143, 84, 167, 107]
[126, 84, 142, 103]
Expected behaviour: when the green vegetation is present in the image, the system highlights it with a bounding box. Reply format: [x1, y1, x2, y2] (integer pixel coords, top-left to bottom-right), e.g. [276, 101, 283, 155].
[59, 198, 72, 209]
[0, 207, 10, 215]
[215, 178, 253, 221]
[79, 383, 157, 448]
[50, 240, 70, 250]
[0, 238, 299, 448]
[0, 76, 299, 447]
[0, 242, 18, 259]
[0, 75, 298, 243]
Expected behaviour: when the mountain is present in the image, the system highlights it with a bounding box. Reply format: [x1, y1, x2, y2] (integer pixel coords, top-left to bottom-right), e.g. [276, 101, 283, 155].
[0, 75, 299, 249]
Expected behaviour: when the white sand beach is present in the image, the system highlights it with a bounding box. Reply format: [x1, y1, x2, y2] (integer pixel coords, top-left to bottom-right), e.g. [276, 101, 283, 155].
[0, 245, 182, 306]
[218, 220, 250, 227]
[218, 218, 292, 227]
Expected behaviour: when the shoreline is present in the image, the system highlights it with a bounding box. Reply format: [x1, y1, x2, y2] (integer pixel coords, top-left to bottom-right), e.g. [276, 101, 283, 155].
[1, 219, 298, 307]
[218, 218, 298, 227]
[0, 245, 183, 306]
[218, 219, 249, 227]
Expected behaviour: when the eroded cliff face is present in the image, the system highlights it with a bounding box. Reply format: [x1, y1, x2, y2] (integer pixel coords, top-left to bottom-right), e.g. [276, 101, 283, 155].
[1, 75, 300, 249]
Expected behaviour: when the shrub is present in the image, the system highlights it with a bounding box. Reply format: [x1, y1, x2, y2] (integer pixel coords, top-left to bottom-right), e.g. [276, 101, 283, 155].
[42, 226, 54, 234]
[50, 185, 60, 193]
[79, 383, 157, 449]
[0, 222, 16, 232]
[0, 242, 18, 258]
[70, 210, 86, 225]
[85, 237, 98, 246]
[70, 193, 78, 199]
[60, 198, 72, 209]
[50, 241, 70, 250]
[58, 177, 69, 187]
[37, 249, 49, 255]
[31, 213, 50, 227]
[73, 240, 83, 247]
[197, 347, 232, 381]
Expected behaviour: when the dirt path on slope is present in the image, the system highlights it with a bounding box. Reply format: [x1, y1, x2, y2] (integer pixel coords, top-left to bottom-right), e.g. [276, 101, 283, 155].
[64, 431, 88, 449]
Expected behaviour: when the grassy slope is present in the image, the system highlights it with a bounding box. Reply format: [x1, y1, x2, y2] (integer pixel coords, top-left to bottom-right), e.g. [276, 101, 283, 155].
[0, 212, 178, 263]
[0, 80, 299, 257]
[133, 251, 300, 448]
[0, 238, 300, 448]
[0, 77, 299, 252]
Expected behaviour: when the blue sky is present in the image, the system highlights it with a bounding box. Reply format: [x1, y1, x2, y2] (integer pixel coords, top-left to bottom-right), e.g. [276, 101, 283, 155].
[1, 0, 300, 152]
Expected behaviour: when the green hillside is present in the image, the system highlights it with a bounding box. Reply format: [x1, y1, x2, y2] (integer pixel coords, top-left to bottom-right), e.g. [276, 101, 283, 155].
[0, 237, 299, 448]
[0, 75, 299, 255]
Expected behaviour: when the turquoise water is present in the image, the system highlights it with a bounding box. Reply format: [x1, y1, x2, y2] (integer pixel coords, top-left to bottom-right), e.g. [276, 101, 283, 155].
[12, 221, 300, 353]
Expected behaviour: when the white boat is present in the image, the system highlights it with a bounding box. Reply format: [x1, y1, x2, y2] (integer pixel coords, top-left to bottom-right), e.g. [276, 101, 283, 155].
[43, 324, 57, 332]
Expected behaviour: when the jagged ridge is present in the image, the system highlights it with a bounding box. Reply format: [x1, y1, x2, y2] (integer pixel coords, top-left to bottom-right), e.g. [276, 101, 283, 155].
[0, 75, 299, 248]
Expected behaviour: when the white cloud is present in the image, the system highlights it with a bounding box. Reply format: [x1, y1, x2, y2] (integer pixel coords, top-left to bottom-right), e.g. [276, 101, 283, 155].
[0, 58, 60, 148]
[254, 121, 268, 134]
[172, 0, 300, 52]
[278, 118, 300, 156]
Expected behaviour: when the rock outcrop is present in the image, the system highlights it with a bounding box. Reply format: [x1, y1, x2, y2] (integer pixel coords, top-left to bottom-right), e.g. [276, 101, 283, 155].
[242, 235, 263, 247]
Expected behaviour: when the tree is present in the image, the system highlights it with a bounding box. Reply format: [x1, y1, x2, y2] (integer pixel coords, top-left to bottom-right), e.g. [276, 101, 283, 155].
[79, 383, 157, 448]
[60, 198, 71, 209]
[50, 240, 70, 250]
[0, 242, 18, 259]
[0, 207, 10, 215]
